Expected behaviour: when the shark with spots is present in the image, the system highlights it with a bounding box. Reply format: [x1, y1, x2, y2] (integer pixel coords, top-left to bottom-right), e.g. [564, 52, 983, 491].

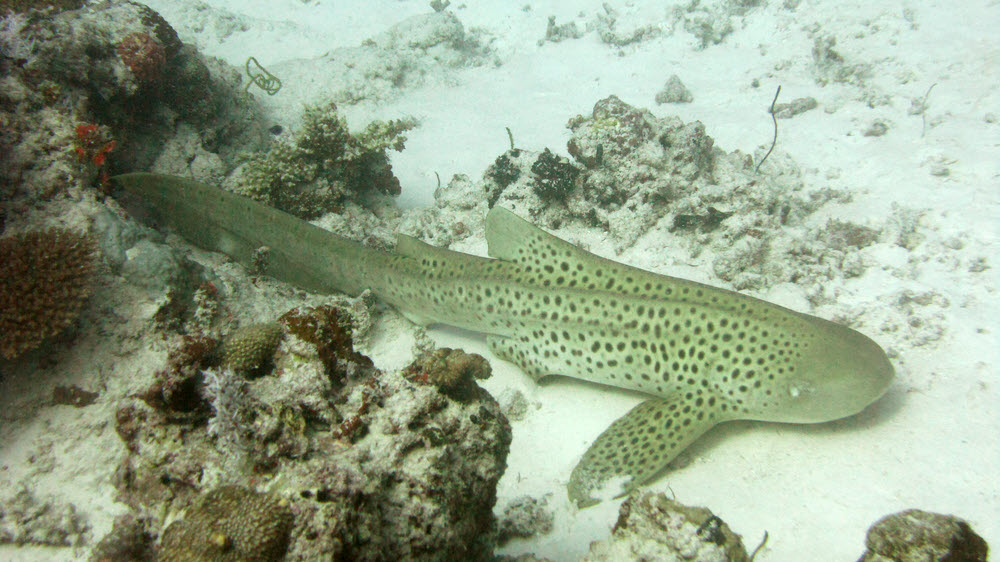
[113, 173, 895, 507]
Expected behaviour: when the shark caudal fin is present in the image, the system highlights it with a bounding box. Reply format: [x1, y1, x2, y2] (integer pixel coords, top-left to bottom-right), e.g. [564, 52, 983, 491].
[568, 394, 719, 508]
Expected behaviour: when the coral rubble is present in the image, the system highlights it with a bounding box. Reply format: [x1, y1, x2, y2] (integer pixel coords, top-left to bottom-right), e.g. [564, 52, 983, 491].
[112, 298, 511, 560]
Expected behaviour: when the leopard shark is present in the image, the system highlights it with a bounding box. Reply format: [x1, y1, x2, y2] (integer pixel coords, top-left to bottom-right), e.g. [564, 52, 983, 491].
[112, 173, 894, 507]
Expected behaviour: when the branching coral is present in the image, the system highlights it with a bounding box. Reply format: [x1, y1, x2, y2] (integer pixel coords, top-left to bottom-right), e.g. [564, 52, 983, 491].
[235, 102, 416, 218]
[0, 228, 96, 359]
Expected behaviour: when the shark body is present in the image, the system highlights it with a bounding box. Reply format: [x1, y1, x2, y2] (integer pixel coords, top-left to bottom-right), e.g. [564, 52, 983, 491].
[113, 173, 894, 506]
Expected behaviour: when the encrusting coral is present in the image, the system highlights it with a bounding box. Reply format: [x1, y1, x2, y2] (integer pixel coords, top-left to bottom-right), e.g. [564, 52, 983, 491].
[403, 347, 492, 401]
[0, 228, 96, 359]
[157, 486, 294, 562]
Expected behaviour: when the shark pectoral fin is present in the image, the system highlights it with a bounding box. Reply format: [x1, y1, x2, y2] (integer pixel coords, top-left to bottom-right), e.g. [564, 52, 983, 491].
[568, 395, 717, 508]
[487, 335, 550, 382]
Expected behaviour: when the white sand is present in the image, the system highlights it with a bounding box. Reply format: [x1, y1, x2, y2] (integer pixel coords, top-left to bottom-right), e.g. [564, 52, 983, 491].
[2, 1, 997, 560]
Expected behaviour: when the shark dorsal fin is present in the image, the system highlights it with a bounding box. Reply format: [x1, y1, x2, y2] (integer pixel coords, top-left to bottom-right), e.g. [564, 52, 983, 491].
[486, 207, 716, 303]
[485, 207, 584, 265]
[395, 233, 432, 259]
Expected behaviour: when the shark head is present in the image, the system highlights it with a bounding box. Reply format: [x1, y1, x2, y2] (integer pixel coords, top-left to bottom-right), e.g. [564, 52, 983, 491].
[753, 315, 894, 424]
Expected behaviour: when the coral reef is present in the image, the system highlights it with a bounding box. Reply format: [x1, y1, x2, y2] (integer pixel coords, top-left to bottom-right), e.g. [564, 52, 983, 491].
[1, 0, 85, 14]
[158, 486, 294, 562]
[484, 94, 801, 260]
[112, 296, 511, 560]
[0, 0, 267, 209]
[581, 492, 749, 561]
[0, 228, 96, 359]
[231, 102, 416, 218]
[858, 509, 989, 562]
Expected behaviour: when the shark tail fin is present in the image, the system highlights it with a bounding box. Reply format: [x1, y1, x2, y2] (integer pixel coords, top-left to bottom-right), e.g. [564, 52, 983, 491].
[568, 395, 719, 508]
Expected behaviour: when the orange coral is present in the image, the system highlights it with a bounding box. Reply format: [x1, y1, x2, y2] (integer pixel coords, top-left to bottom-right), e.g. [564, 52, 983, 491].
[0, 229, 96, 359]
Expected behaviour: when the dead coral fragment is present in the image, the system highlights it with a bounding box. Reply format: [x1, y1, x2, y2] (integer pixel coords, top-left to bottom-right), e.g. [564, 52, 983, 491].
[158, 486, 294, 562]
[0, 486, 89, 547]
[0, 228, 96, 359]
[219, 322, 283, 377]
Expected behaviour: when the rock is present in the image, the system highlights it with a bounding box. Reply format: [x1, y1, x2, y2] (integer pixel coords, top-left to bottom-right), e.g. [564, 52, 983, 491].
[497, 495, 555, 544]
[582, 492, 749, 562]
[655, 75, 694, 104]
[858, 509, 989, 562]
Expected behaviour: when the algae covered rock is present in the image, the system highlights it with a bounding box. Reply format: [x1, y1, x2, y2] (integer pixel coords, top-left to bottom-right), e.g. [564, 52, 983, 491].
[858, 509, 988, 562]
[158, 486, 293, 562]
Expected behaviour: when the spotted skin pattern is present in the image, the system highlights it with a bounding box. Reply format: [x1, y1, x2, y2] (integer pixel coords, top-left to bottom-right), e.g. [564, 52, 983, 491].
[113, 173, 895, 507]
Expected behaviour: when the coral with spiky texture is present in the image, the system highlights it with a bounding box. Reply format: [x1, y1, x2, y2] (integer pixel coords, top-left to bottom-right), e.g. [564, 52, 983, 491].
[0, 228, 96, 359]
[218, 322, 283, 377]
[158, 486, 294, 562]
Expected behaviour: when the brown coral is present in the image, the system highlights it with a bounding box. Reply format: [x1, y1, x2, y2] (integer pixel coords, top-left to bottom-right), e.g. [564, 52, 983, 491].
[219, 322, 283, 377]
[158, 486, 294, 562]
[403, 347, 492, 401]
[279, 305, 374, 382]
[0, 228, 96, 359]
[116, 32, 166, 83]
